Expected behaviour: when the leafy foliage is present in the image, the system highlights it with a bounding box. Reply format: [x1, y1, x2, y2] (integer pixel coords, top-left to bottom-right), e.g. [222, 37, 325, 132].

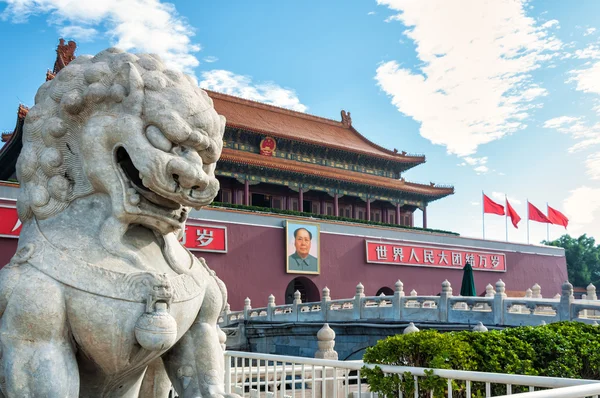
[209, 202, 459, 235]
[362, 322, 600, 398]
[542, 234, 600, 287]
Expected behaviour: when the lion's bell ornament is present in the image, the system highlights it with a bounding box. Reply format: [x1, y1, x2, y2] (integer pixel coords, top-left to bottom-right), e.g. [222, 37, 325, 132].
[135, 301, 178, 351]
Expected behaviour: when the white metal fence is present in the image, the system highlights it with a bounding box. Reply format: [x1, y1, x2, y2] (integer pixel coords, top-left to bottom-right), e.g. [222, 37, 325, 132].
[224, 351, 600, 398]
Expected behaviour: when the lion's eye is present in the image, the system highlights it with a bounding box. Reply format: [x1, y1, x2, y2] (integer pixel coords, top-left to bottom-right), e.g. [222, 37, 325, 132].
[146, 125, 173, 152]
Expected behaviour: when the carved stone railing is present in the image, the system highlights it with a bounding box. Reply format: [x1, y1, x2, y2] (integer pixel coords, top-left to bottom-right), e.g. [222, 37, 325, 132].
[218, 280, 600, 329]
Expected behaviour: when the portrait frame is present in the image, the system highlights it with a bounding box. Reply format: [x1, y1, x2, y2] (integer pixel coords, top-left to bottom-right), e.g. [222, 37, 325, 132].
[285, 220, 321, 275]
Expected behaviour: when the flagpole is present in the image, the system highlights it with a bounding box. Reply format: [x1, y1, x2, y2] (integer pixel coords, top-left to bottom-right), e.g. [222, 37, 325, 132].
[482, 191, 485, 240]
[505, 194, 508, 242]
[546, 202, 550, 242]
[527, 199, 530, 244]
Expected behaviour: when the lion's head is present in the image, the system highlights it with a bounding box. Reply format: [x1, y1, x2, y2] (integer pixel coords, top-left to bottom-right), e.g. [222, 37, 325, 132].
[17, 48, 224, 235]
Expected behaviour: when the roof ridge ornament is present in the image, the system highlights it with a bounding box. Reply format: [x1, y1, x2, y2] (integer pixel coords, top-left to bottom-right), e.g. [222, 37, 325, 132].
[53, 38, 77, 75]
[341, 110, 352, 127]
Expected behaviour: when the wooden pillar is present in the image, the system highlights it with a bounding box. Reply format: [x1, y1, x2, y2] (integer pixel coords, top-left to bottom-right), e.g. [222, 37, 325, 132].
[423, 205, 427, 229]
[244, 179, 250, 206]
[366, 199, 371, 221]
[334, 194, 339, 217]
[299, 187, 304, 212]
[284, 196, 289, 210]
[396, 203, 401, 225]
[351, 204, 356, 219]
[320, 197, 325, 215]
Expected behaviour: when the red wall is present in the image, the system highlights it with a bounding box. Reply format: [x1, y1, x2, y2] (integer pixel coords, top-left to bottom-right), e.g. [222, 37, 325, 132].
[0, 220, 567, 311]
[198, 221, 568, 309]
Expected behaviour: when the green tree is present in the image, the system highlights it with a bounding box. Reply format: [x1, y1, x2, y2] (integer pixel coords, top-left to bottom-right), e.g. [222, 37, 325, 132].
[543, 234, 600, 287]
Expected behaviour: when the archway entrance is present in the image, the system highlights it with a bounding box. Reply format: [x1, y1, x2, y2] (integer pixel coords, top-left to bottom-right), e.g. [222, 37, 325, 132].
[285, 277, 320, 304]
[376, 287, 394, 296]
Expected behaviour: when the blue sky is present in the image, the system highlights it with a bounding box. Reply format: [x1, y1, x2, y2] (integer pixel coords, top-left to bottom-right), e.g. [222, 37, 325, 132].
[1, 0, 600, 245]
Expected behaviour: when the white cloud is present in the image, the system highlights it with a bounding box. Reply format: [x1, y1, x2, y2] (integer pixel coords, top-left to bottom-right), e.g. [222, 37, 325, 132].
[563, 186, 600, 239]
[585, 27, 597, 36]
[544, 116, 600, 153]
[541, 19, 559, 29]
[574, 45, 600, 59]
[203, 56, 218, 63]
[463, 156, 487, 166]
[367, 11, 376, 15]
[474, 165, 489, 174]
[2, 0, 200, 73]
[59, 25, 97, 41]
[200, 70, 307, 112]
[568, 61, 600, 94]
[585, 152, 600, 180]
[375, 0, 561, 156]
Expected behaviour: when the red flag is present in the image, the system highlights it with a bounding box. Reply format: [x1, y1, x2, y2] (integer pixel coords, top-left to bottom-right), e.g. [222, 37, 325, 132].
[483, 194, 505, 216]
[528, 202, 551, 223]
[506, 199, 521, 228]
[547, 205, 569, 229]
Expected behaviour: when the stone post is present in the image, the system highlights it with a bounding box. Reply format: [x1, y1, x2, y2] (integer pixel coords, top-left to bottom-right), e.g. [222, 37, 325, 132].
[353, 283, 364, 320]
[293, 290, 302, 322]
[531, 283, 542, 299]
[322, 287, 331, 321]
[559, 281, 573, 321]
[410, 289, 417, 296]
[315, 324, 338, 359]
[243, 297, 252, 320]
[403, 322, 419, 334]
[485, 284, 494, 298]
[393, 280, 404, 321]
[525, 289, 532, 298]
[493, 279, 506, 325]
[588, 283, 597, 300]
[439, 280, 452, 323]
[587, 283, 597, 317]
[472, 322, 488, 332]
[582, 294, 588, 318]
[314, 324, 343, 398]
[294, 290, 302, 305]
[267, 294, 276, 321]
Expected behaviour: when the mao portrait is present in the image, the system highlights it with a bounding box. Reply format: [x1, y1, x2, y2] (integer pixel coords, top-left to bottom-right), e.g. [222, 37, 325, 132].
[285, 220, 320, 274]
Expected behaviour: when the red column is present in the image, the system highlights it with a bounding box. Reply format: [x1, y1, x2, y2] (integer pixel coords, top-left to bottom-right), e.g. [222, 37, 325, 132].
[334, 194, 339, 217]
[244, 179, 250, 206]
[299, 187, 304, 212]
[366, 199, 371, 221]
[396, 203, 401, 225]
[423, 206, 427, 229]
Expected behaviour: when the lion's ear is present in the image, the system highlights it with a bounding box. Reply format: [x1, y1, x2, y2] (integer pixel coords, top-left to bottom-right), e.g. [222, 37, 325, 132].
[118, 62, 144, 116]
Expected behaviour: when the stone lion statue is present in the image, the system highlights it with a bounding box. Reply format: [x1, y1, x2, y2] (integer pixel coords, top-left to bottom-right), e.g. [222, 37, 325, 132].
[0, 48, 236, 397]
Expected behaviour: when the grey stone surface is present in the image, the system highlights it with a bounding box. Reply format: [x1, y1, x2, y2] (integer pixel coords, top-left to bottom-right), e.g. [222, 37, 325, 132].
[0, 48, 236, 398]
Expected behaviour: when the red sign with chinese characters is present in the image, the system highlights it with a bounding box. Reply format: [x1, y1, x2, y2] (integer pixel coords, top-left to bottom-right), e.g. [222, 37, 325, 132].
[365, 241, 506, 272]
[184, 224, 227, 253]
[0, 206, 21, 238]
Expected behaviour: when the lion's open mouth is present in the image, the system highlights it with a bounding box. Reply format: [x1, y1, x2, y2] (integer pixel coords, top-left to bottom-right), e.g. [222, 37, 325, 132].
[116, 147, 182, 212]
